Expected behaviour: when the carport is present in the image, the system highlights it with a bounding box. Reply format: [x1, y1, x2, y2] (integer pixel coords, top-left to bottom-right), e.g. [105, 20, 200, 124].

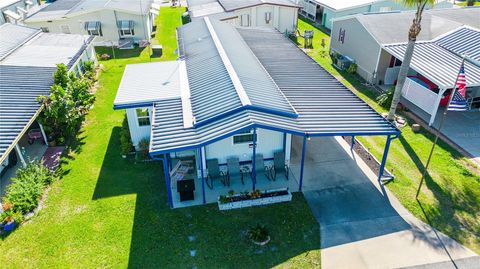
[146, 21, 400, 208]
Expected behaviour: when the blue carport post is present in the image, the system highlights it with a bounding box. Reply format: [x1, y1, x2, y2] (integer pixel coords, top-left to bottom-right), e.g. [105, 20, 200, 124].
[298, 135, 307, 192]
[199, 147, 206, 204]
[351, 135, 355, 150]
[162, 153, 173, 208]
[378, 135, 393, 181]
[252, 128, 257, 191]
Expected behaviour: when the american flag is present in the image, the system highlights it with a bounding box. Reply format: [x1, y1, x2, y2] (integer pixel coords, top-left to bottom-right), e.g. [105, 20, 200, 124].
[448, 64, 468, 111]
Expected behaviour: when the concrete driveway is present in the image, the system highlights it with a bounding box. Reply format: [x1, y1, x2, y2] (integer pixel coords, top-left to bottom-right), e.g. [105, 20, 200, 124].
[290, 136, 478, 269]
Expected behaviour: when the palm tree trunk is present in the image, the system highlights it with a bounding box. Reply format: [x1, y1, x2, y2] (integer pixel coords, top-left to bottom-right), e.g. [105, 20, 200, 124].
[386, 40, 416, 121]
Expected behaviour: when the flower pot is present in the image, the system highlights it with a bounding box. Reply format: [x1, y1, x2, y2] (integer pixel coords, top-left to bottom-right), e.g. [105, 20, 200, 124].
[252, 236, 270, 246]
[3, 221, 15, 232]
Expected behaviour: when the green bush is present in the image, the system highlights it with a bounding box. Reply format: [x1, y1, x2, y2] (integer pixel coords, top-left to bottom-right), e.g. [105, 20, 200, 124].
[4, 161, 54, 215]
[247, 224, 269, 243]
[120, 116, 133, 156]
[136, 138, 150, 160]
[38, 63, 96, 144]
[347, 63, 357, 74]
[377, 87, 395, 109]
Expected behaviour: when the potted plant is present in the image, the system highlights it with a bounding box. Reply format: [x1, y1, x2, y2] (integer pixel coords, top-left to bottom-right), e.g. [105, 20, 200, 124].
[247, 224, 270, 246]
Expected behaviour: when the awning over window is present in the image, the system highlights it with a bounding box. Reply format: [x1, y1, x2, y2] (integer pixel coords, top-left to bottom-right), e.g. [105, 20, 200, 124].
[84, 21, 101, 31]
[3, 10, 21, 21]
[117, 20, 134, 30]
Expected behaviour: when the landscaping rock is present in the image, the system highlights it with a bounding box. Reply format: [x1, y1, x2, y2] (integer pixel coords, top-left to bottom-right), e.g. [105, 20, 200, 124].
[189, 250, 196, 257]
[412, 123, 421, 133]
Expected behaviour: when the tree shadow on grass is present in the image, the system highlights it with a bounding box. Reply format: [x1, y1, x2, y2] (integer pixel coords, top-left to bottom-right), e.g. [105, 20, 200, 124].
[95, 47, 145, 60]
[92, 128, 321, 268]
[398, 134, 480, 252]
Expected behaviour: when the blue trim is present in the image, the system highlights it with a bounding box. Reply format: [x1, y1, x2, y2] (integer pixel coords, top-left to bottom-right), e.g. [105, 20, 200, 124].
[155, 155, 173, 208]
[113, 102, 155, 110]
[199, 147, 206, 204]
[193, 105, 298, 129]
[299, 135, 307, 192]
[252, 128, 257, 190]
[378, 135, 399, 181]
[149, 122, 400, 157]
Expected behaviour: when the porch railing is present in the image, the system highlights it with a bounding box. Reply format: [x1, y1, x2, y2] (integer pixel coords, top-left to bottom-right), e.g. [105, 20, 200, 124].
[401, 77, 439, 115]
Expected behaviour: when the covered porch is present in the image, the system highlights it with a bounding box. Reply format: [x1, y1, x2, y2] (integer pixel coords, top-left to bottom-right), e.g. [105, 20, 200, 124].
[0, 121, 48, 197]
[154, 126, 398, 209]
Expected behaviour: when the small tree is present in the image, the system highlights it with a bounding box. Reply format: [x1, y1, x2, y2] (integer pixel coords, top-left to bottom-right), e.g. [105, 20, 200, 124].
[37, 64, 95, 143]
[387, 0, 435, 121]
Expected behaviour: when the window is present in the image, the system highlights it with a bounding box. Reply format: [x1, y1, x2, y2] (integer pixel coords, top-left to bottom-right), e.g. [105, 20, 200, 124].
[87, 28, 102, 36]
[118, 20, 135, 37]
[60, 25, 70, 34]
[233, 130, 254, 144]
[240, 14, 250, 27]
[120, 28, 134, 37]
[40, 27, 49, 32]
[265, 12, 272, 24]
[136, 108, 150, 126]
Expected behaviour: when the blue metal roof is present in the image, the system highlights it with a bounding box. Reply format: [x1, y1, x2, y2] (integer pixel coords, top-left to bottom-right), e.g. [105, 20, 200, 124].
[177, 17, 297, 127]
[149, 22, 398, 155]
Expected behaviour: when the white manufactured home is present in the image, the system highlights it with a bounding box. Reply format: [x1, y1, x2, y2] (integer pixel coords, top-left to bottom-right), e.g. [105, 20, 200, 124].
[296, 0, 452, 30]
[24, 0, 157, 47]
[114, 18, 398, 209]
[0, 23, 96, 195]
[0, 0, 40, 25]
[186, 0, 300, 33]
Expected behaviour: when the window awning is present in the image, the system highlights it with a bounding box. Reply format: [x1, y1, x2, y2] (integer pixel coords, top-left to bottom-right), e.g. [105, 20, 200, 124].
[117, 20, 134, 30]
[84, 21, 101, 31]
[3, 10, 21, 21]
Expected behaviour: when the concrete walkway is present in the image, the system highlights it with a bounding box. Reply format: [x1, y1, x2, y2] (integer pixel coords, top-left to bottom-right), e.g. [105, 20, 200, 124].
[290, 136, 478, 269]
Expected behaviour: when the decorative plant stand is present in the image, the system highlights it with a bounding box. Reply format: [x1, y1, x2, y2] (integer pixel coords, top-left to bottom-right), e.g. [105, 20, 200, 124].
[218, 188, 292, 211]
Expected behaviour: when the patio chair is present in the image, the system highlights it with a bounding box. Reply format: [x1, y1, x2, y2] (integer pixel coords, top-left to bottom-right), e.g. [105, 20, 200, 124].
[272, 151, 289, 181]
[253, 153, 273, 182]
[206, 159, 226, 189]
[226, 157, 244, 186]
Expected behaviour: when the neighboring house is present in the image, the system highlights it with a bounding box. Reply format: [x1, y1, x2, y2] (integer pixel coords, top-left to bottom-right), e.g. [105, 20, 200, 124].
[186, 0, 300, 33]
[0, 23, 96, 193]
[296, 0, 452, 30]
[113, 17, 398, 208]
[24, 0, 158, 47]
[0, 0, 40, 25]
[330, 7, 480, 121]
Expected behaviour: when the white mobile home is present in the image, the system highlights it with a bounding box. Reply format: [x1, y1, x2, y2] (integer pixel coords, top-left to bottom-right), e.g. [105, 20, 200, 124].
[0, 23, 96, 194]
[24, 0, 157, 47]
[186, 0, 300, 33]
[114, 18, 398, 209]
[296, 0, 452, 30]
[0, 0, 40, 25]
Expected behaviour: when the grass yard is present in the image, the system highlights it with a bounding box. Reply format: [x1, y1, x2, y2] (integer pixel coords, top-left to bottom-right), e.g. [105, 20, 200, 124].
[0, 7, 320, 268]
[455, 1, 480, 6]
[297, 17, 480, 253]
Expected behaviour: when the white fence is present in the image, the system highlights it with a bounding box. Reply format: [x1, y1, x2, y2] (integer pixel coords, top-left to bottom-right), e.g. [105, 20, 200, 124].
[401, 77, 439, 115]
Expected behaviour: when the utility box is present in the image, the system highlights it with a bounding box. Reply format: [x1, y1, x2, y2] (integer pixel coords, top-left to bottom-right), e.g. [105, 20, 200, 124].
[151, 44, 163, 58]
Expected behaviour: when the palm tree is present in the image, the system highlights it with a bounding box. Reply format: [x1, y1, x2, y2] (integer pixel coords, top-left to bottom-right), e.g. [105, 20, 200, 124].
[387, 0, 435, 121]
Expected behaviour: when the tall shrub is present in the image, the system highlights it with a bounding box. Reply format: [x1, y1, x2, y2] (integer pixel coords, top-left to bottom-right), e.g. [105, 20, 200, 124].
[37, 63, 95, 143]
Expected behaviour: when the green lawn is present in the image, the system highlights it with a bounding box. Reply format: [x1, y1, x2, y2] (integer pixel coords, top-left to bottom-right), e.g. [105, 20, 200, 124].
[297, 18, 480, 253]
[456, 1, 480, 6]
[0, 8, 320, 268]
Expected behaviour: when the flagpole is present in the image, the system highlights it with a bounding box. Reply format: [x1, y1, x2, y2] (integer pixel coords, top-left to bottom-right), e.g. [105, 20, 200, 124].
[415, 56, 466, 199]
